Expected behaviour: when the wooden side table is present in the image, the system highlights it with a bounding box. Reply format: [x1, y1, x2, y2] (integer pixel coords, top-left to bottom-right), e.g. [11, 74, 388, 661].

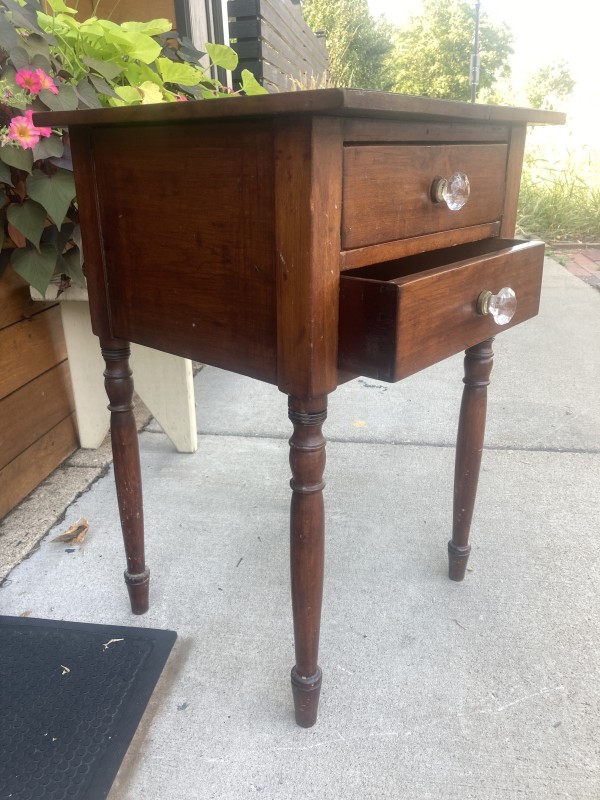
[37, 90, 564, 727]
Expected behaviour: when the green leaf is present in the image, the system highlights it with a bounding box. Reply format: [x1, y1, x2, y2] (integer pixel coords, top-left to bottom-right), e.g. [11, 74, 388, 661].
[20, 32, 51, 61]
[9, 46, 31, 71]
[11, 244, 58, 295]
[39, 84, 79, 111]
[32, 135, 64, 161]
[114, 85, 141, 104]
[82, 57, 123, 81]
[57, 247, 85, 287]
[205, 43, 238, 71]
[121, 19, 172, 36]
[97, 23, 161, 63]
[3, 0, 43, 34]
[0, 20, 20, 52]
[7, 200, 47, 250]
[157, 57, 202, 86]
[26, 168, 76, 226]
[75, 78, 103, 109]
[87, 73, 120, 100]
[139, 81, 164, 105]
[240, 69, 268, 96]
[0, 145, 33, 174]
[0, 160, 13, 186]
[45, 0, 78, 14]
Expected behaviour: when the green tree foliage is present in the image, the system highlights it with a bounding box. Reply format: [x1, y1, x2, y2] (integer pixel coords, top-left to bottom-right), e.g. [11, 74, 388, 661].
[301, 0, 394, 90]
[386, 0, 513, 101]
[526, 61, 575, 110]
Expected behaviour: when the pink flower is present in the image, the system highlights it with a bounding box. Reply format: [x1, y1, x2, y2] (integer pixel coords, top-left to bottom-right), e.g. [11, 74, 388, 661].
[174, 94, 188, 102]
[25, 110, 51, 138]
[15, 69, 42, 94]
[35, 68, 59, 95]
[8, 114, 40, 149]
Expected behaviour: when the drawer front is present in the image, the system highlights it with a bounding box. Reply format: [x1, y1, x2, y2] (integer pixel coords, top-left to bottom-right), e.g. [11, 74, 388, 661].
[342, 144, 507, 250]
[338, 239, 545, 382]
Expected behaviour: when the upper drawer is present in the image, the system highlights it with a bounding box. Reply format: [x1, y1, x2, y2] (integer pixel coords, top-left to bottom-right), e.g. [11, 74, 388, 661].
[342, 143, 507, 250]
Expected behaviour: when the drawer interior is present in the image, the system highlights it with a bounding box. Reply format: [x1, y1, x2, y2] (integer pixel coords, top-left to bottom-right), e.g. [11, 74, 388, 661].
[340, 238, 528, 283]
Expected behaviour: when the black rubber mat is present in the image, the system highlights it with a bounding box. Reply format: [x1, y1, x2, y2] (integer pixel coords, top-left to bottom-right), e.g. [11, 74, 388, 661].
[0, 615, 176, 800]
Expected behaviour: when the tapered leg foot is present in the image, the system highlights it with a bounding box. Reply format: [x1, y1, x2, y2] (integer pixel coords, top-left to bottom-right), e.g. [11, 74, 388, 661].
[448, 542, 471, 582]
[125, 568, 150, 615]
[102, 339, 149, 614]
[450, 338, 494, 581]
[288, 396, 327, 727]
[291, 666, 322, 728]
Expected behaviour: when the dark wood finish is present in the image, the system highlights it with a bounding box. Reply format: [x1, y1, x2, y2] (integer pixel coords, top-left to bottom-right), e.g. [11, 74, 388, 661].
[500, 124, 528, 237]
[342, 144, 507, 249]
[274, 116, 342, 397]
[93, 120, 277, 383]
[339, 222, 501, 271]
[34, 88, 566, 129]
[0, 414, 78, 519]
[449, 338, 495, 580]
[36, 91, 564, 726]
[342, 119, 510, 144]
[101, 340, 149, 615]
[338, 239, 544, 381]
[288, 396, 327, 727]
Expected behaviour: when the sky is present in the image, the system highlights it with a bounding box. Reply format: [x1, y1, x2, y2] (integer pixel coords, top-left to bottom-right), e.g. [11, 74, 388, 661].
[367, 0, 600, 143]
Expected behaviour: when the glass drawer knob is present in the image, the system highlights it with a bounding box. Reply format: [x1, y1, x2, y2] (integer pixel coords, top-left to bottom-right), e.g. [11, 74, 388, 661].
[477, 287, 517, 325]
[431, 172, 470, 210]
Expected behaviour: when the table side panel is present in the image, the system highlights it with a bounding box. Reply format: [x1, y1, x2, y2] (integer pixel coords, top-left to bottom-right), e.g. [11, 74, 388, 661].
[92, 120, 278, 383]
[342, 143, 507, 249]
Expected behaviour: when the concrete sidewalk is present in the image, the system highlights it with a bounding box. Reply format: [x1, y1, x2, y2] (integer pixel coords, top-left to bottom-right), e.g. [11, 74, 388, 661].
[1, 257, 599, 799]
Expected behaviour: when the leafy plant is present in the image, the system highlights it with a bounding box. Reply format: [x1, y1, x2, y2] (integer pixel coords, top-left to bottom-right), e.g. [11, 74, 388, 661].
[517, 145, 600, 243]
[386, 0, 513, 101]
[0, 0, 267, 295]
[302, 0, 394, 90]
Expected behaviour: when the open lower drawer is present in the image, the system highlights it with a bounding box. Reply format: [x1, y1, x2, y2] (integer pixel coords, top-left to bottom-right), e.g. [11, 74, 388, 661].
[337, 238, 545, 382]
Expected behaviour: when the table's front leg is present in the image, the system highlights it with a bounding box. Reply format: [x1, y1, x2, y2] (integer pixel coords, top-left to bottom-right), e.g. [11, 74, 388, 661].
[101, 338, 149, 614]
[288, 395, 327, 727]
[449, 337, 495, 581]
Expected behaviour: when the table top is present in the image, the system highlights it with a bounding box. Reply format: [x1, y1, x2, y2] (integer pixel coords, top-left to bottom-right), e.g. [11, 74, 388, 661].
[35, 87, 566, 129]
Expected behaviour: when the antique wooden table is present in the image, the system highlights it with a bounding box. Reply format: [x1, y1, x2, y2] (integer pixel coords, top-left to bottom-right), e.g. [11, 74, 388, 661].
[38, 90, 564, 727]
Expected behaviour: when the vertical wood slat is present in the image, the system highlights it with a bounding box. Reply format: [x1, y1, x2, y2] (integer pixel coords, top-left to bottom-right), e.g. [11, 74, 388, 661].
[0, 414, 78, 520]
[0, 268, 77, 518]
[228, 0, 328, 92]
[0, 306, 67, 400]
[0, 361, 76, 471]
[0, 267, 54, 331]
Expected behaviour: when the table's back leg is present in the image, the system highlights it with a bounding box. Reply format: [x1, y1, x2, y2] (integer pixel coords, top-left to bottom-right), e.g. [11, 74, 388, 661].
[449, 337, 495, 581]
[288, 395, 327, 727]
[101, 338, 149, 614]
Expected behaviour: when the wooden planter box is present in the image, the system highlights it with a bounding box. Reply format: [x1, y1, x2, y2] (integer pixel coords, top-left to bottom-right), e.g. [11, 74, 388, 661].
[0, 268, 78, 519]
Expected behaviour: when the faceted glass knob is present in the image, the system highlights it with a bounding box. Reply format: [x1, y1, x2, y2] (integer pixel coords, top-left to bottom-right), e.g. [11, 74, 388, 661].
[431, 172, 470, 210]
[477, 287, 517, 325]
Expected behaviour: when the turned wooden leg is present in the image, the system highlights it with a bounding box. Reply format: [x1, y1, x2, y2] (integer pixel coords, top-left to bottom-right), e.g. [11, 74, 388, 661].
[288, 396, 327, 727]
[101, 339, 149, 614]
[449, 337, 495, 582]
